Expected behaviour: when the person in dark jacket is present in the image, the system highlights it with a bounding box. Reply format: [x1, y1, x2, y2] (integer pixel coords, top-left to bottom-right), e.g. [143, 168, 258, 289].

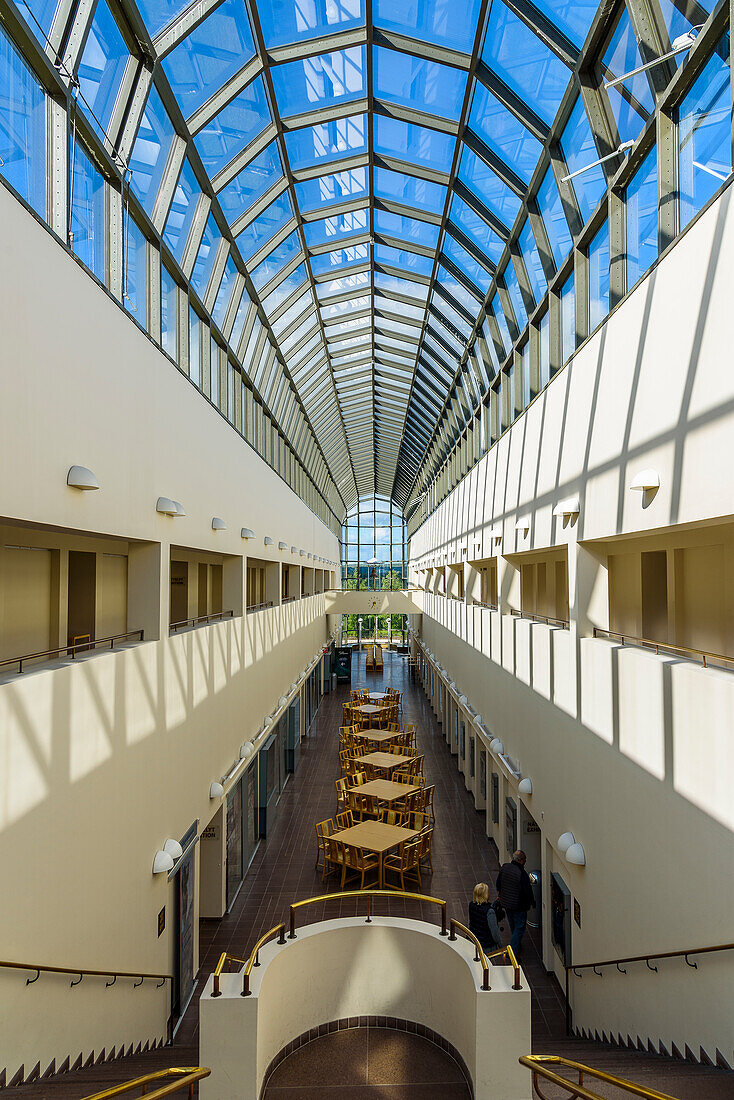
[468, 882, 502, 951]
[496, 850, 535, 957]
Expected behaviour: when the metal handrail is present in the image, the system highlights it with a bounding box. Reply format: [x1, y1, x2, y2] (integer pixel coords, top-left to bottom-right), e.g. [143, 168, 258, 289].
[282, 594, 299, 603]
[486, 943, 522, 990]
[564, 941, 734, 1035]
[593, 627, 734, 669]
[0, 629, 144, 673]
[79, 1067, 211, 1099]
[212, 924, 286, 998]
[448, 920, 490, 990]
[473, 600, 498, 610]
[246, 600, 274, 613]
[289, 889, 448, 941]
[510, 608, 569, 628]
[170, 610, 234, 632]
[519, 1055, 678, 1100]
[0, 958, 171, 987]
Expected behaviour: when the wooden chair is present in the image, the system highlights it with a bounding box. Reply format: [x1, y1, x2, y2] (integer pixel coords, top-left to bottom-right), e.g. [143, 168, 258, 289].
[343, 844, 379, 888]
[351, 770, 367, 787]
[315, 818, 335, 870]
[323, 836, 347, 883]
[339, 748, 351, 775]
[336, 810, 354, 829]
[407, 811, 430, 834]
[335, 777, 348, 814]
[418, 828, 434, 873]
[383, 840, 422, 890]
[381, 808, 406, 826]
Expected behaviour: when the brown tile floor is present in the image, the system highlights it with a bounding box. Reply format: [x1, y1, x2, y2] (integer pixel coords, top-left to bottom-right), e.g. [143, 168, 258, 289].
[5, 650, 734, 1097]
[263, 1027, 471, 1099]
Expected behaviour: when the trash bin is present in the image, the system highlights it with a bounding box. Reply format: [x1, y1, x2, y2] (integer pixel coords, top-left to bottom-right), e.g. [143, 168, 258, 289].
[527, 870, 542, 929]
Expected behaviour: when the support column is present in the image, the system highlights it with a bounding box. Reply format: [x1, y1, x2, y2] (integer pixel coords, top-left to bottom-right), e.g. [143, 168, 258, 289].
[128, 541, 166, 642]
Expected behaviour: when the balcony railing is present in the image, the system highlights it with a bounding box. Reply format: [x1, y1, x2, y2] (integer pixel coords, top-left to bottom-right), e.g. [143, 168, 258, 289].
[593, 627, 734, 670]
[170, 610, 234, 633]
[510, 608, 569, 629]
[0, 629, 145, 674]
[282, 595, 299, 603]
[472, 600, 498, 610]
[246, 601, 274, 614]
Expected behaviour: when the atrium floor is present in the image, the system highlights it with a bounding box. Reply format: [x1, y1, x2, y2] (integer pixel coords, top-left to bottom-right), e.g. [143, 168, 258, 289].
[5, 650, 733, 1097]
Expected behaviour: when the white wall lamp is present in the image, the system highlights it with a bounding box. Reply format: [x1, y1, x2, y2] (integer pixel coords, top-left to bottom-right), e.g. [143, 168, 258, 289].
[566, 842, 586, 866]
[515, 518, 530, 537]
[518, 777, 533, 795]
[241, 528, 255, 539]
[278, 541, 288, 550]
[458, 694, 469, 707]
[605, 30, 700, 90]
[291, 545, 298, 553]
[152, 850, 174, 874]
[629, 468, 660, 492]
[300, 549, 306, 557]
[557, 831, 576, 854]
[489, 737, 504, 754]
[163, 838, 183, 859]
[278, 695, 288, 708]
[67, 465, 99, 490]
[157, 497, 185, 516]
[212, 517, 226, 531]
[209, 781, 224, 799]
[553, 496, 580, 520]
[239, 741, 255, 760]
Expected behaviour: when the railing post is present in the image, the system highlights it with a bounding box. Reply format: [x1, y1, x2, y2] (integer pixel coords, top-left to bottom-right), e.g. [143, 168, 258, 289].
[483, 966, 489, 991]
[448, 920, 456, 942]
[278, 925, 286, 945]
[212, 973, 221, 998]
[241, 971, 251, 997]
[365, 895, 372, 923]
[565, 966, 571, 1035]
[289, 906, 296, 939]
[440, 902, 448, 936]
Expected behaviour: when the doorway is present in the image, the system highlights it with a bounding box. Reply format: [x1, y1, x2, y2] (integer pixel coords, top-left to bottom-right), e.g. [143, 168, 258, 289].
[67, 550, 96, 649]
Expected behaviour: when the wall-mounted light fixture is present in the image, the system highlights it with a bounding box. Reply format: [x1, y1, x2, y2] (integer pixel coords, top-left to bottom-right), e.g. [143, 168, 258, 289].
[278, 541, 288, 550]
[264, 536, 274, 546]
[291, 546, 298, 553]
[153, 850, 174, 874]
[212, 517, 226, 530]
[163, 838, 183, 859]
[241, 528, 255, 539]
[629, 468, 660, 492]
[458, 694, 468, 706]
[518, 777, 533, 795]
[515, 518, 530, 537]
[553, 496, 580, 519]
[489, 737, 504, 754]
[67, 465, 99, 490]
[300, 549, 306, 557]
[557, 831, 575, 854]
[566, 842, 586, 866]
[239, 741, 255, 760]
[157, 497, 185, 516]
[209, 781, 224, 799]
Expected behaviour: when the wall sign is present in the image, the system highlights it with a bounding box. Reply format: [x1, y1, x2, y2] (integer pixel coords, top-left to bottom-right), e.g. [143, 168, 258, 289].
[574, 898, 581, 928]
[202, 825, 219, 840]
[158, 906, 165, 937]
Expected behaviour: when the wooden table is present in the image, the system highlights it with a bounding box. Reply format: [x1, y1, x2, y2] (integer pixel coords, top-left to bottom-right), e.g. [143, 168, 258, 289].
[353, 727, 401, 746]
[356, 751, 413, 776]
[348, 778, 421, 804]
[330, 820, 419, 887]
[367, 692, 390, 701]
[353, 704, 382, 718]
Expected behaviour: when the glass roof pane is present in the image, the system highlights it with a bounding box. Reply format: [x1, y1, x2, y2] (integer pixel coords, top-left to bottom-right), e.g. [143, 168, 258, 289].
[374, 209, 440, 248]
[374, 115, 454, 173]
[161, 0, 256, 119]
[374, 0, 481, 53]
[375, 318, 421, 338]
[560, 95, 606, 223]
[296, 166, 368, 211]
[447, 195, 504, 264]
[285, 114, 367, 171]
[457, 147, 522, 227]
[468, 82, 543, 185]
[163, 157, 203, 261]
[230, 290, 252, 348]
[374, 46, 467, 121]
[212, 254, 239, 327]
[502, 261, 527, 329]
[194, 77, 271, 178]
[535, 166, 572, 268]
[304, 208, 369, 247]
[272, 289, 313, 334]
[433, 294, 472, 339]
[251, 229, 302, 290]
[317, 270, 371, 299]
[602, 9, 654, 144]
[375, 293, 425, 320]
[321, 294, 371, 320]
[489, 295, 511, 354]
[375, 243, 433, 277]
[190, 213, 222, 297]
[441, 234, 491, 293]
[236, 191, 293, 261]
[531, 0, 598, 48]
[16, 0, 62, 45]
[481, 0, 570, 127]
[259, 0, 364, 49]
[436, 265, 480, 316]
[129, 86, 177, 214]
[374, 272, 428, 301]
[281, 314, 317, 354]
[263, 262, 308, 315]
[271, 46, 366, 119]
[135, 0, 190, 38]
[311, 243, 370, 275]
[518, 218, 547, 303]
[77, 0, 131, 145]
[657, 0, 699, 50]
[374, 166, 447, 213]
[218, 140, 283, 222]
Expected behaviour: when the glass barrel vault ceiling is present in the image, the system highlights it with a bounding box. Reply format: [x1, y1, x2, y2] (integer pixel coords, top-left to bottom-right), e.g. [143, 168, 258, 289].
[44, 0, 715, 514]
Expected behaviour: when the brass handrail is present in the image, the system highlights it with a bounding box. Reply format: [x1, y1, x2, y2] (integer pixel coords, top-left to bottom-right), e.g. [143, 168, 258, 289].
[519, 1055, 678, 1100]
[510, 608, 569, 628]
[0, 958, 171, 987]
[593, 627, 734, 669]
[288, 889, 448, 940]
[170, 610, 234, 632]
[0, 629, 144, 673]
[79, 1067, 210, 1099]
[486, 943, 522, 990]
[212, 924, 286, 998]
[448, 919, 490, 991]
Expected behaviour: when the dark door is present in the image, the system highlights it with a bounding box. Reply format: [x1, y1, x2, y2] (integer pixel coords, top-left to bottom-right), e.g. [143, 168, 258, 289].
[67, 550, 96, 648]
